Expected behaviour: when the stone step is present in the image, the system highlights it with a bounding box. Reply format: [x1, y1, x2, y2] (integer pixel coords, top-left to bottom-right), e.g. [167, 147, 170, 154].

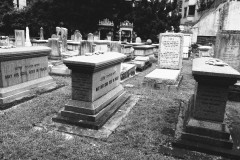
[52, 93, 130, 130]
[181, 132, 233, 149]
[186, 118, 231, 140]
[172, 138, 240, 160]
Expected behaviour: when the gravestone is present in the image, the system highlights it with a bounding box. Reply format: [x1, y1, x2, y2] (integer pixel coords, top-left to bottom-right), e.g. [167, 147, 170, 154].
[133, 45, 155, 57]
[144, 33, 183, 89]
[48, 38, 61, 59]
[74, 30, 82, 42]
[0, 46, 57, 105]
[88, 33, 94, 41]
[71, 35, 74, 40]
[0, 36, 9, 46]
[158, 33, 183, 70]
[135, 37, 141, 43]
[174, 57, 240, 157]
[61, 27, 68, 52]
[52, 52, 129, 129]
[214, 30, 240, 72]
[51, 34, 57, 38]
[109, 41, 122, 53]
[79, 40, 94, 55]
[40, 27, 44, 40]
[183, 34, 192, 59]
[199, 46, 213, 57]
[25, 27, 32, 47]
[15, 30, 25, 47]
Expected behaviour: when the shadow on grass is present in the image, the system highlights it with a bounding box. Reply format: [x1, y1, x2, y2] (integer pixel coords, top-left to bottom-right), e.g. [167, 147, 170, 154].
[0, 84, 65, 111]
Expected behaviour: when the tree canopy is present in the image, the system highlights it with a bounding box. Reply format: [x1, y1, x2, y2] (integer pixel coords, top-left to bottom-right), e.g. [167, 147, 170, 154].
[0, 0, 181, 42]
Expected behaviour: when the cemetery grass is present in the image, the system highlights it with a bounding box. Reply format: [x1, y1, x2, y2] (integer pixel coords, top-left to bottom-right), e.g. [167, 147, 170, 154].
[0, 60, 240, 160]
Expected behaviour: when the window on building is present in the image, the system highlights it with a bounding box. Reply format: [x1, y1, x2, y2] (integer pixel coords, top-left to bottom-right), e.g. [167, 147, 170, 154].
[184, 7, 187, 18]
[188, 5, 195, 16]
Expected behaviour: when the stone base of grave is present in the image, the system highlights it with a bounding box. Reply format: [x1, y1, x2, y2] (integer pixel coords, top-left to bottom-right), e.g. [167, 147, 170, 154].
[228, 81, 240, 102]
[172, 96, 240, 159]
[52, 86, 130, 130]
[49, 64, 71, 76]
[120, 63, 136, 81]
[0, 76, 57, 105]
[49, 56, 62, 60]
[143, 69, 182, 90]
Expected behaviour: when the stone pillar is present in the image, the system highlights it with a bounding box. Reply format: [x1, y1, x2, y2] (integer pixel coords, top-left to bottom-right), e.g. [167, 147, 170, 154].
[25, 26, 32, 47]
[52, 52, 128, 129]
[40, 27, 44, 40]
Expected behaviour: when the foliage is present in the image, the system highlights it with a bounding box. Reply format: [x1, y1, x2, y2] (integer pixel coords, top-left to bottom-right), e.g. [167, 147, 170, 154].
[0, 0, 181, 41]
[0, 0, 14, 34]
[198, 0, 215, 12]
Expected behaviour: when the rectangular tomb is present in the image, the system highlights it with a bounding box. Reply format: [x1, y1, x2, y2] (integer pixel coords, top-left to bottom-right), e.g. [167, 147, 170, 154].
[0, 46, 57, 105]
[133, 45, 155, 57]
[53, 52, 130, 129]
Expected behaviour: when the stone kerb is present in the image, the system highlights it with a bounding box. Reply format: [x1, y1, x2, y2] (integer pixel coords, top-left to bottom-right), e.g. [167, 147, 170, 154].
[0, 46, 56, 105]
[158, 33, 183, 70]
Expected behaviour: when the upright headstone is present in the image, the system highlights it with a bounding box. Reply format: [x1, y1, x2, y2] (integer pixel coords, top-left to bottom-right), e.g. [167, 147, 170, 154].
[61, 27, 68, 52]
[51, 34, 57, 38]
[143, 33, 183, 88]
[158, 33, 183, 70]
[52, 52, 128, 129]
[136, 37, 141, 43]
[109, 41, 122, 53]
[74, 30, 82, 42]
[174, 57, 240, 157]
[183, 34, 192, 59]
[71, 35, 74, 40]
[25, 27, 32, 47]
[40, 27, 44, 40]
[48, 38, 61, 59]
[214, 30, 240, 72]
[15, 30, 25, 47]
[88, 33, 94, 41]
[0, 46, 57, 105]
[79, 40, 94, 55]
[56, 27, 61, 40]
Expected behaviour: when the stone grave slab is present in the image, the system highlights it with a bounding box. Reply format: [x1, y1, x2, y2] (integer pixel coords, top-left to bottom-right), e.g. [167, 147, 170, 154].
[0, 46, 57, 105]
[199, 46, 213, 57]
[133, 45, 155, 57]
[79, 40, 94, 55]
[128, 56, 152, 71]
[173, 57, 240, 158]
[32, 40, 48, 47]
[52, 52, 130, 129]
[15, 30, 25, 47]
[49, 64, 71, 76]
[67, 41, 80, 51]
[120, 63, 136, 81]
[121, 44, 133, 59]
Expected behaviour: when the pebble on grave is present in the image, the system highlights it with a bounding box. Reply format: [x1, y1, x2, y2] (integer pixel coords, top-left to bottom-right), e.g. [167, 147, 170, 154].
[0, 46, 57, 106]
[52, 52, 130, 130]
[173, 57, 240, 158]
[143, 33, 183, 90]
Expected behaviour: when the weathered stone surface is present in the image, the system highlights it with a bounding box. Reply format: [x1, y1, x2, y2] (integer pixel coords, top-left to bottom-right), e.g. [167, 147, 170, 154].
[79, 40, 94, 55]
[159, 33, 183, 70]
[0, 46, 56, 105]
[214, 31, 240, 72]
[15, 30, 25, 47]
[133, 45, 155, 56]
[48, 38, 61, 58]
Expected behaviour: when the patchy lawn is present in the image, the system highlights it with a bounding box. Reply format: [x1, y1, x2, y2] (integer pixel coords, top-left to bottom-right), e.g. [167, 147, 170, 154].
[0, 59, 239, 160]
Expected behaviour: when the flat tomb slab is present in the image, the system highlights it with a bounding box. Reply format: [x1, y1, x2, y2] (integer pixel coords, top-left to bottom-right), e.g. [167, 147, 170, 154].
[144, 69, 180, 85]
[49, 64, 71, 76]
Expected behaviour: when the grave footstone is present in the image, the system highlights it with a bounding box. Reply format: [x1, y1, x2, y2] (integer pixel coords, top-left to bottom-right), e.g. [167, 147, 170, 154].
[173, 57, 240, 158]
[79, 40, 94, 55]
[0, 46, 57, 105]
[48, 38, 61, 59]
[135, 37, 141, 43]
[15, 30, 25, 47]
[52, 52, 129, 130]
[144, 33, 183, 89]
[88, 33, 94, 41]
